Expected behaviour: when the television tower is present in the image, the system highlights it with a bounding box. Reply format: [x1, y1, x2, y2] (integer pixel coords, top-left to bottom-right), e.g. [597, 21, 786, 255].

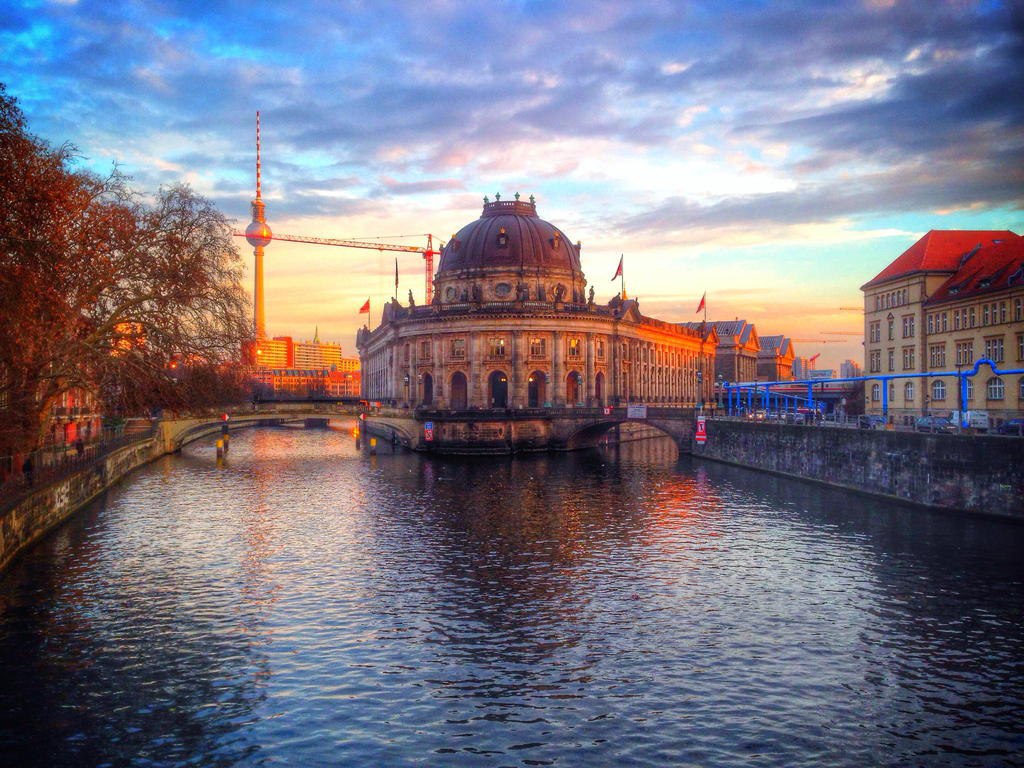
[244, 111, 272, 340]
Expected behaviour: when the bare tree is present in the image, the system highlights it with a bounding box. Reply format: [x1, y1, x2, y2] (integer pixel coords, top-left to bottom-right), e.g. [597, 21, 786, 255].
[0, 84, 250, 455]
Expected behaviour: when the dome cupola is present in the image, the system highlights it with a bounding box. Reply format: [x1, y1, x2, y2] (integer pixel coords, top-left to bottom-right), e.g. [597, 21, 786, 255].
[434, 194, 586, 304]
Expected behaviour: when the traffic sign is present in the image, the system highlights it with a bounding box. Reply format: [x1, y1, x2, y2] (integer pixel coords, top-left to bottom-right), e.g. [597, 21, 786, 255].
[695, 416, 707, 445]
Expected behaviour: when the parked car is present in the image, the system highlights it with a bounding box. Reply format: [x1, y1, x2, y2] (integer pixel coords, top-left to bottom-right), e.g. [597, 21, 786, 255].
[858, 414, 886, 430]
[996, 418, 1024, 436]
[915, 416, 955, 433]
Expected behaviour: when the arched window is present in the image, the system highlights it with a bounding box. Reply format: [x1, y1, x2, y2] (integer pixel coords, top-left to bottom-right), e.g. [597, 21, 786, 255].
[527, 370, 547, 408]
[421, 373, 433, 406]
[987, 377, 1005, 400]
[565, 371, 583, 405]
[931, 379, 946, 401]
[488, 370, 509, 408]
[904, 382, 914, 402]
[450, 371, 468, 409]
[871, 383, 880, 402]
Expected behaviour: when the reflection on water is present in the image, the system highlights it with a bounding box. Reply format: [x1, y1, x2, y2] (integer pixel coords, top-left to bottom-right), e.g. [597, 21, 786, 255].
[1, 425, 1022, 767]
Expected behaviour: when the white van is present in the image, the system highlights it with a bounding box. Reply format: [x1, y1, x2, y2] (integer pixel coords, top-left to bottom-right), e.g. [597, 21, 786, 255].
[951, 411, 990, 431]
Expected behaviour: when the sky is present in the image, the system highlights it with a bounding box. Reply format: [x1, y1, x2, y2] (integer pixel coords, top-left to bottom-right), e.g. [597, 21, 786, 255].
[3, 0, 1022, 369]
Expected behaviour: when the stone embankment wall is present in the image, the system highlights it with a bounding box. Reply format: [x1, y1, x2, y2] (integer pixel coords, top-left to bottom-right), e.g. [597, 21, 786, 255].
[0, 438, 159, 574]
[693, 420, 1024, 517]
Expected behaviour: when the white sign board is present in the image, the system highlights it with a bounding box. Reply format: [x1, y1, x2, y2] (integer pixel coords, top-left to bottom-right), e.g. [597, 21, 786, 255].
[626, 404, 648, 419]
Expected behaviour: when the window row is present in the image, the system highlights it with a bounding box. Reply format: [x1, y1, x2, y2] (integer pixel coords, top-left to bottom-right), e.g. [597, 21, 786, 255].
[435, 336, 609, 362]
[869, 377, 1023, 402]
[874, 288, 909, 311]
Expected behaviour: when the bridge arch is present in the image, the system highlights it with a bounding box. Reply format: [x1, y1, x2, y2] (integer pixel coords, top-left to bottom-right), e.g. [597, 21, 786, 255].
[560, 416, 693, 452]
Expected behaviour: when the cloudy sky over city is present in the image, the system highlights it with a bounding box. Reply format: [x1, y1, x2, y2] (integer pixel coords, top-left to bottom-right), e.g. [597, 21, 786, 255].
[3, 0, 1022, 366]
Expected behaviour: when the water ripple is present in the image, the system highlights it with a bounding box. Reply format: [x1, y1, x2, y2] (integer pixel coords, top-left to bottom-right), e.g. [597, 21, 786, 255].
[2, 427, 1023, 767]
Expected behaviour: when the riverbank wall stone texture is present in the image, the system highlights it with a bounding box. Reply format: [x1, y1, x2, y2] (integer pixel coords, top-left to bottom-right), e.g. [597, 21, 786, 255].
[693, 421, 1024, 517]
[0, 439, 158, 574]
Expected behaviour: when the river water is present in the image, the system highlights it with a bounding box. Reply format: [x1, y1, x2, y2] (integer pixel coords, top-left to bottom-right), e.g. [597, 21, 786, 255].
[1, 424, 1022, 767]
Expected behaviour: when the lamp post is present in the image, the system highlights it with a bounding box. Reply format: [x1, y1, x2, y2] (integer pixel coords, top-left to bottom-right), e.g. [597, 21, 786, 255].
[403, 374, 410, 408]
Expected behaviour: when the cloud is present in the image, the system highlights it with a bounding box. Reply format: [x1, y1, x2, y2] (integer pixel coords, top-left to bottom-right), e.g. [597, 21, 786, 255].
[3, 0, 1021, 361]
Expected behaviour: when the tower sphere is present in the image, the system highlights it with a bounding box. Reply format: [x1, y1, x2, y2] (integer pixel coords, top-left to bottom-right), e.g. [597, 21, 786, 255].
[245, 220, 273, 248]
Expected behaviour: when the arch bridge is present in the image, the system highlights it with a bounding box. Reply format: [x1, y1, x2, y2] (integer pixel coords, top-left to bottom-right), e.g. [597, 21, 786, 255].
[366, 406, 699, 454]
[159, 405, 361, 453]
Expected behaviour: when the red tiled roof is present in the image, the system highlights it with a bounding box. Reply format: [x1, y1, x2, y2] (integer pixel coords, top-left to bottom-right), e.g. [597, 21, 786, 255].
[861, 230, 1018, 289]
[925, 237, 1024, 305]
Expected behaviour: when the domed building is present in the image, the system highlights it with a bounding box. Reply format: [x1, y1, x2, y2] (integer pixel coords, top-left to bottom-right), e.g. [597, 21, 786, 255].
[356, 196, 715, 422]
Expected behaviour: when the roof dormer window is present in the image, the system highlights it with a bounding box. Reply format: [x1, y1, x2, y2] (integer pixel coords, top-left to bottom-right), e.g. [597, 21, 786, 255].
[496, 227, 508, 248]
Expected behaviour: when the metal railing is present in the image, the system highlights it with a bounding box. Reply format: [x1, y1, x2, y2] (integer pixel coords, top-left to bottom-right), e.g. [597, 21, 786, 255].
[0, 425, 158, 512]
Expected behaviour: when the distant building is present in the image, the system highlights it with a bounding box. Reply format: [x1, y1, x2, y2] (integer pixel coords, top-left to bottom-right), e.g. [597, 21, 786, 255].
[255, 336, 293, 368]
[326, 369, 361, 397]
[294, 339, 344, 369]
[756, 335, 795, 381]
[861, 230, 1023, 426]
[249, 334, 361, 398]
[792, 356, 807, 378]
[840, 359, 862, 378]
[681, 319, 759, 384]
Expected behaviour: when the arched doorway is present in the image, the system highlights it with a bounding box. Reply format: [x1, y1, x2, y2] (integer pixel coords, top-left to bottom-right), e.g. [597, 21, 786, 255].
[450, 372, 468, 409]
[566, 371, 582, 406]
[527, 370, 547, 407]
[421, 373, 433, 406]
[488, 370, 509, 408]
[595, 371, 605, 406]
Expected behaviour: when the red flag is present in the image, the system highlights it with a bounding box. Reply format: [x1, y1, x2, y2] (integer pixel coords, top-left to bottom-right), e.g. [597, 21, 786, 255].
[695, 292, 706, 314]
[358, 298, 370, 314]
[611, 255, 623, 280]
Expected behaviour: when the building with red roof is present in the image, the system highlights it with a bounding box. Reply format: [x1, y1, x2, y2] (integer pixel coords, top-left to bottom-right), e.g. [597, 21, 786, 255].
[861, 230, 1023, 426]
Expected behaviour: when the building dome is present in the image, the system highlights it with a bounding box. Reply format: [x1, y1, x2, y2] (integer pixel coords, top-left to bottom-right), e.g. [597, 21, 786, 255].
[434, 196, 585, 304]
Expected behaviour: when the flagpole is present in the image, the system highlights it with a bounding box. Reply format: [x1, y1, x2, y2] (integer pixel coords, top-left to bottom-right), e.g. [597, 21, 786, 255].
[620, 255, 625, 299]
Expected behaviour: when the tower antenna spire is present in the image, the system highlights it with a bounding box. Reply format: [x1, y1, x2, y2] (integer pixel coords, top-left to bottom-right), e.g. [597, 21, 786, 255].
[245, 110, 273, 341]
[256, 110, 262, 200]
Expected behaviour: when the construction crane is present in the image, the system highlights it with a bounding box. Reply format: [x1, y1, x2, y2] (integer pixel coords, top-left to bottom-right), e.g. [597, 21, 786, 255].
[838, 306, 863, 311]
[791, 338, 847, 343]
[820, 331, 862, 336]
[234, 231, 441, 304]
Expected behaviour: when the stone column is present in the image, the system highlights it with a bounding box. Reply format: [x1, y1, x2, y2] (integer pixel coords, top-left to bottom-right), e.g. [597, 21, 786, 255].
[552, 330, 563, 406]
[434, 336, 446, 408]
[469, 332, 482, 407]
[585, 332, 595, 406]
[511, 331, 524, 408]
